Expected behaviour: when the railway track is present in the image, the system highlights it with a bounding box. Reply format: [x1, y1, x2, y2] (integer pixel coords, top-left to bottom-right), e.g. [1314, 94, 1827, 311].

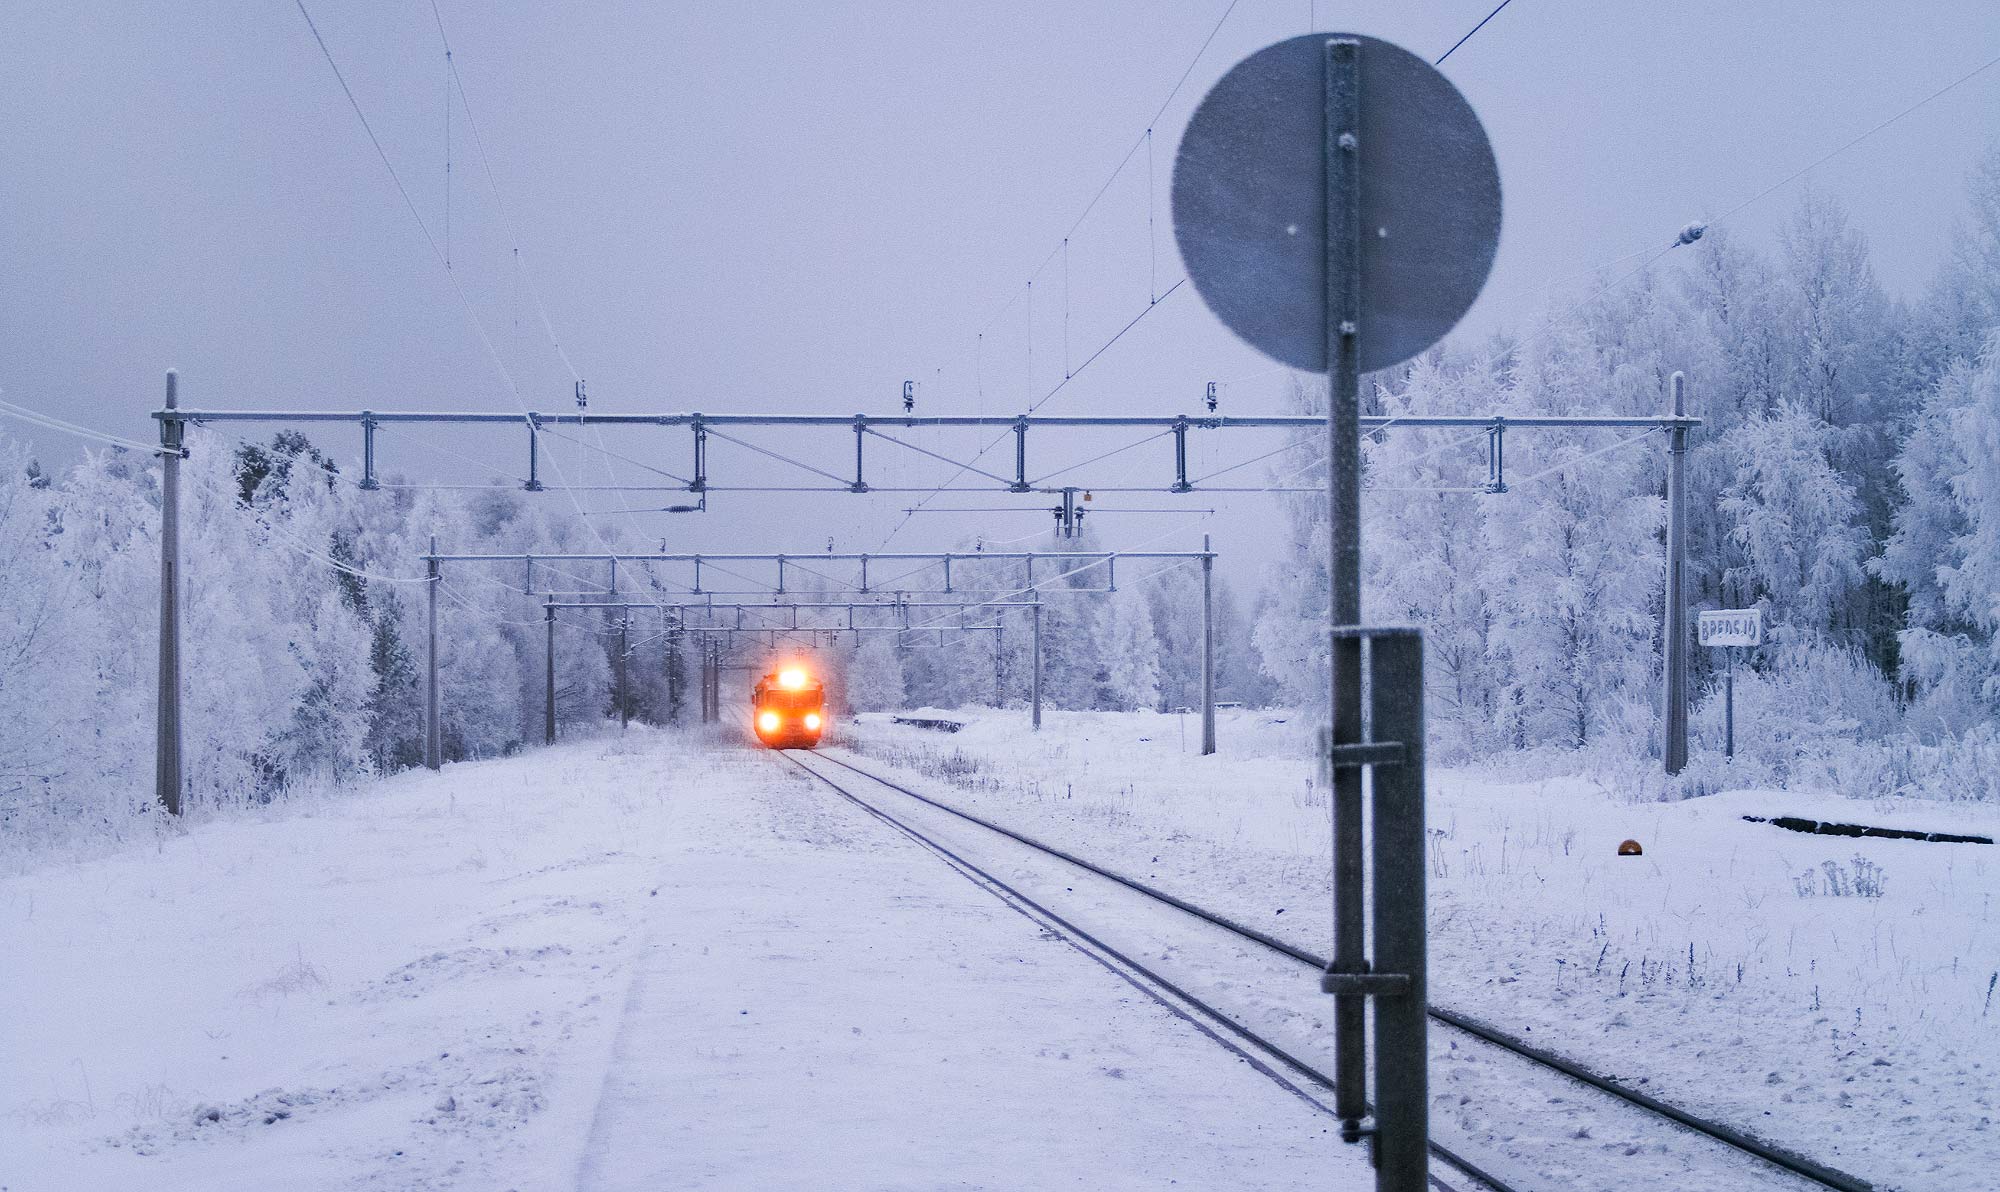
[782, 747, 1879, 1192]
[777, 748, 1511, 1192]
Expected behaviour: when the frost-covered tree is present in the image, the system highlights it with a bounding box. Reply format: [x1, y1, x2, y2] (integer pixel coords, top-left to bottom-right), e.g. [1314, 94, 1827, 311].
[1211, 577, 1273, 706]
[1093, 586, 1160, 711]
[1876, 337, 2000, 729]
[1252, 376, 1333, 718]
[1718, 403, 1870, 638]
[1919, 142, 2000, 377]
[1774, 191, 1893, 430]
[1145, 563, 1204, 711]
[846, 633, 906, 711]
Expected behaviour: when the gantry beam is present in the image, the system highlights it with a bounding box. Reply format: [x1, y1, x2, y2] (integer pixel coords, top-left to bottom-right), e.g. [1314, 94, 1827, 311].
[430, 548, 1209, 601]
[159, 406, 1697, 496]
[160, 409, 1695, 430]
[540, 600, 1039, 613]
[426, 551, 1212, 562]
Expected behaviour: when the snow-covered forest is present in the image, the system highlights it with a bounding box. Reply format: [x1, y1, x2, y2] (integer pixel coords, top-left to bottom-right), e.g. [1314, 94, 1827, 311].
[8, 153, 2000, 850]
[1265, 154, 2000, 796]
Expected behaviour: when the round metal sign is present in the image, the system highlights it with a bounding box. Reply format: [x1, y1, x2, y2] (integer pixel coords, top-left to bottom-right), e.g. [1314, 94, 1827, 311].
[1172, 33, 1501, 373]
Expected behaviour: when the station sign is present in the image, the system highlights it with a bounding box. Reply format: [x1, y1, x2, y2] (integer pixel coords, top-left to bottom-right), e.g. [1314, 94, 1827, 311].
[1698, 608, 1763, 647]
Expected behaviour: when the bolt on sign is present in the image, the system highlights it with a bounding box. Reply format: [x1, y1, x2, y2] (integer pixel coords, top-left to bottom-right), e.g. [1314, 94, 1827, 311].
[1698, 608, 1763, 648]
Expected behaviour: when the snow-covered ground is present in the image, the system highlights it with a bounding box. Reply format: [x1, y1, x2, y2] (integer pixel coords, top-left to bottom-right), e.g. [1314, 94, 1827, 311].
[842, 707, 2000, 1192]
[2, 726, 1370, 1191]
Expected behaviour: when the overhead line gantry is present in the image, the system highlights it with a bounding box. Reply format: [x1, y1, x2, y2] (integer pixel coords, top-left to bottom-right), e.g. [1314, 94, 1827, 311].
[160, 407, 1696, 496]
[432, 548, 1219, 754]
[151, 380, 1694, 815]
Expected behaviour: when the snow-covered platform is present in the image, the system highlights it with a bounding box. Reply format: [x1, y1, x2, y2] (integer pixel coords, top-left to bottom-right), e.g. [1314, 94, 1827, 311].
[1, 731, 1369, 1191]
[575, 750, 1357, 1191]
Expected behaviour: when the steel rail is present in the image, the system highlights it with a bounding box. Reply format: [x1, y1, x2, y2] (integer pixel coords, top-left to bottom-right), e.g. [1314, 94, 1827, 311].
[779, 751, 1519, 1192]
[803, 750, 1876, 1192]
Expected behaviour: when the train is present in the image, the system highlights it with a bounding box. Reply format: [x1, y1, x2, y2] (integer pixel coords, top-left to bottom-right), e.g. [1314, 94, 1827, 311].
[752, 665, 827, 749]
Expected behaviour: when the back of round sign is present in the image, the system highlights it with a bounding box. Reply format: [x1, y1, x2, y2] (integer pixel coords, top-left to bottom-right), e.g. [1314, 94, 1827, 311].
[1171, 33, 1502, 373]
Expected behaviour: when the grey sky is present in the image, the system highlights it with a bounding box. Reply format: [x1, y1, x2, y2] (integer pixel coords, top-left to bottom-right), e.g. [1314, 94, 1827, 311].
[4, 1, 1998, 591]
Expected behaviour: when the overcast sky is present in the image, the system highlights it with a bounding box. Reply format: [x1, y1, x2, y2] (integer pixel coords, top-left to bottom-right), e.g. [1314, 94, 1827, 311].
[4, 1, 1998, 592]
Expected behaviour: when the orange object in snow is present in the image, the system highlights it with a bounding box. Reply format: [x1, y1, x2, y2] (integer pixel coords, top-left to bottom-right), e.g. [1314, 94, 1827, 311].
[1617, 839, 1643, 856]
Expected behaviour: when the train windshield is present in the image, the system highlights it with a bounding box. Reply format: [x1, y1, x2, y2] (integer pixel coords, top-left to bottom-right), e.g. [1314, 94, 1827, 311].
[761, 688, 819, 713]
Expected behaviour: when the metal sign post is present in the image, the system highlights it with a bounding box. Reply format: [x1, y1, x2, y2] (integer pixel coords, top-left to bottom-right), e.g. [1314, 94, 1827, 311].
[1323, 41, 1369, 1143]
[1699, 608, 1763, 761]
[1174, 33, 1499, 1191]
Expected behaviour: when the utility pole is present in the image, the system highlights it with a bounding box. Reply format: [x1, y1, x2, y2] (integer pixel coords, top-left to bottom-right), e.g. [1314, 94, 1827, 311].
[666, 626, 682, 725]
[544, 597, 557, 746]
[1201, 533, 1216, 756]
[156, 370, 184, 816]
[1031, 596, 1043, 731]
[994, 624, 1004, 706]
[1664, 371, 1689, 774]
[426, 534, 441, 770]
[617, 615, 630, 732]
[703, 643, 717, 723]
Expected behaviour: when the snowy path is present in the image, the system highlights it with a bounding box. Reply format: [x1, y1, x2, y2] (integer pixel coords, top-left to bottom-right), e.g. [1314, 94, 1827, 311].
[2, 730, 1370, 1191]
[573, 749, 1357, 1191]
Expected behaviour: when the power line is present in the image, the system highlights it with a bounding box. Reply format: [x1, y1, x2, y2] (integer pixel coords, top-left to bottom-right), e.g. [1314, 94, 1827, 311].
[418, 2, 655, 571]
[884, 0, 1247, 548]
[1532, 44, 2000, 328]
[879, 280, 1192, 548]
[0, 397, 172, 456]
[889, 0, 1516, 547]
[1712, 47, 2000, 229]
[426, 0, 580, 384]
[291, 2, 679, 618]
[292, 0, 447, 272]
[1435, 0, 1515, 66]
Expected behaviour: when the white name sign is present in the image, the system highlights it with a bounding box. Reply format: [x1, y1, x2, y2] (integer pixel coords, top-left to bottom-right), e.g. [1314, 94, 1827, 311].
[1699, 608, 1763, 647]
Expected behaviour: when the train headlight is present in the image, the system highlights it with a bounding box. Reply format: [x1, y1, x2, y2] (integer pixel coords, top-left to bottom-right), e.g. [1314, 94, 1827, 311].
[757, 711, 781, 733]
[778, 667, 808, 690]
[803, 712, 822, 731]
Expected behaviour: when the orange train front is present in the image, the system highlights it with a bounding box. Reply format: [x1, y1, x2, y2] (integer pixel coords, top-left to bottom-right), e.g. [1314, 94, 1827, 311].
[752, 665, 827, 749]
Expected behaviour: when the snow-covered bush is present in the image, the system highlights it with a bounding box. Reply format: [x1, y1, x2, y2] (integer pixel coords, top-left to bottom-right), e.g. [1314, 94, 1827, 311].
[1689, 639, 1898, 784]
